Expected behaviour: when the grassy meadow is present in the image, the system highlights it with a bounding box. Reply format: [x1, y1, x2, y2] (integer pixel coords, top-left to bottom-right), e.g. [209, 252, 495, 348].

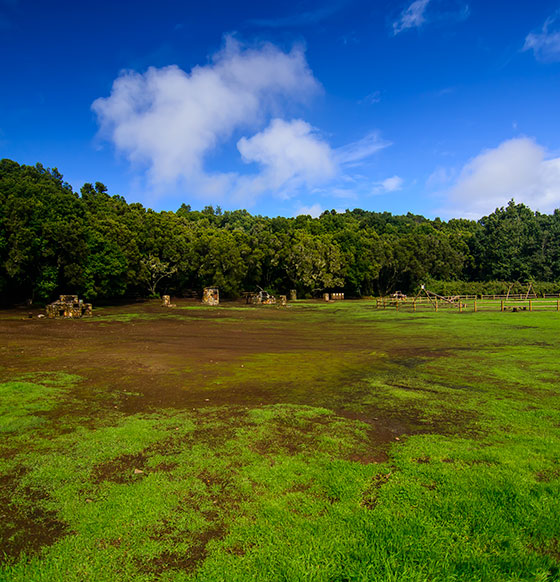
[0, 300, 559, 581]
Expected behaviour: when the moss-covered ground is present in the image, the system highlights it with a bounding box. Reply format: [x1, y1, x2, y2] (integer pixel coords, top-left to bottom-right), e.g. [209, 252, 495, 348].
[0, 300, 559, 581]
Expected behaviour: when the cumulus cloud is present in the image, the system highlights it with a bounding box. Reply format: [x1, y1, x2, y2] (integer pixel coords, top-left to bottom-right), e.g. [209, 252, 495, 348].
[523, 12, 560, 62]
[93, 38, 319, 185]
[441, 137, 560, 217]
[236, 118, 336, 197]
[93, 38, 391, 206]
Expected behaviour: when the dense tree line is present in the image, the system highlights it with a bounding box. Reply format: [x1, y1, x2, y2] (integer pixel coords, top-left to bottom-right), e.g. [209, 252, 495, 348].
[1, 158, 560, 305]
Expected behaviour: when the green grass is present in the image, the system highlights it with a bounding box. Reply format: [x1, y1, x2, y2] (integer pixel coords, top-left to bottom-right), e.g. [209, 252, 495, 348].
[1, 304, 560, 581]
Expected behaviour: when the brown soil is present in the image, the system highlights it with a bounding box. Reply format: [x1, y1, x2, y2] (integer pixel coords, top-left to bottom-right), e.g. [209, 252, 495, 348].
[0, 468, 68, 564]
[0, 299, 478, 571]
[0, 299, 474, 445]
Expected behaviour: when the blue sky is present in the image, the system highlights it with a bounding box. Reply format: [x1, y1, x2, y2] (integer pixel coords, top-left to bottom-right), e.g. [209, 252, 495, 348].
[1, 0, 560, 219]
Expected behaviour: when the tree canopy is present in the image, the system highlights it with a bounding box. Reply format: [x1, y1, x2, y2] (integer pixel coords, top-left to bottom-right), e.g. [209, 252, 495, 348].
[1, 159, 559, 305]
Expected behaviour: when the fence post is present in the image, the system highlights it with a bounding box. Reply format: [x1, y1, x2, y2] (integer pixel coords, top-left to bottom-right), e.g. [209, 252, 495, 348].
[474, 300, 477, 313]
[459, 301, 462, 313]
[435, 298, 438, 312]
[501, 300, 504, 312]
[557, 299, 559, 312]
[413, 299, 416, 313]
[529, 299, 532, 312]
[396, 300, 399, 312]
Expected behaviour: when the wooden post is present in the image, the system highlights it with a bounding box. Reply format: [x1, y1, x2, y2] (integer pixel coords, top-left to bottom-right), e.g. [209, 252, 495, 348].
[557, 299, 559, 312]
[529, 299, 533, 312]
[459, 301, 463, 313]
[413, 299, 416, 313]
[435, 298, 438, 312]
[474, 300, 477, 313]
[396, 300, 399, 312]
[501, 300, 504, 312]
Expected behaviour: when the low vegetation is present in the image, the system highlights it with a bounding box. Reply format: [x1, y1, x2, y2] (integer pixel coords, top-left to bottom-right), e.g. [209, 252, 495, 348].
[0, 301, 559, 580]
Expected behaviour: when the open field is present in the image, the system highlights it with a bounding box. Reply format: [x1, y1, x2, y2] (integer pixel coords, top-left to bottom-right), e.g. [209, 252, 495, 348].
[1, 299, 560, 581]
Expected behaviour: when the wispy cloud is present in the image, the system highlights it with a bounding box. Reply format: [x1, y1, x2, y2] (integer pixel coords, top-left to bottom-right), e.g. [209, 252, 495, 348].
[426, 166, 454, 188]
[335, 132, 391, 166]
[393, 0, 430, 35]
[392, 0, 469, 36]
[248, 1, 347, 29]
[523, 11, 560, 62]
[359, 90, 382, 105]
[438, 137, 560, 218]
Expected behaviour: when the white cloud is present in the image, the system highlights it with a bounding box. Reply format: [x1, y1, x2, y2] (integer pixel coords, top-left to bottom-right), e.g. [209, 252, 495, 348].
[380, 175, 404, 192]
[393, 0, 431, 35]
[93, 38, 390, 206]
[335, 131, 391, 166]
[359, 90, 381, 105]
[92, 38, 319, 186]
[393, 0, 469, 36]
[426, 166, 454, 188]
[371, 175, 404, 194]
[524, 12, 560, 62]
[441, 137, 560, 217]
[238, 119, 336, 187]
[294, 203, 324, 218]
[232, 118, 337, 204]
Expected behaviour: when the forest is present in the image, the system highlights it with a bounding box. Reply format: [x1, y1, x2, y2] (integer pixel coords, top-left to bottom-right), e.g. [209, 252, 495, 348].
[2, 158, 560, 305]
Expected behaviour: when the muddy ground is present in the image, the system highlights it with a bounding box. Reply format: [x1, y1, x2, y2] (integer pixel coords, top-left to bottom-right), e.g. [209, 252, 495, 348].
[0, 299, 453, 449]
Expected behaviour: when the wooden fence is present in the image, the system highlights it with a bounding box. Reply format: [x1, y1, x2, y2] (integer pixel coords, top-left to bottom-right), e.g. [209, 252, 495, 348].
[375, 297, 560, 313]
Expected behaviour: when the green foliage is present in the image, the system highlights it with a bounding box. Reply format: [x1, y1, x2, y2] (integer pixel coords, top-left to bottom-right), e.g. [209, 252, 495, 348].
[2, 158, 560, 303]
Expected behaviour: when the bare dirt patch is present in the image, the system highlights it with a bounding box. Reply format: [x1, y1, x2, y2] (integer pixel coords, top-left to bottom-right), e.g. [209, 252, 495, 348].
[91, 452, 147, 484]
[0, 299, 479, 458]
[0, 468, 68, 565]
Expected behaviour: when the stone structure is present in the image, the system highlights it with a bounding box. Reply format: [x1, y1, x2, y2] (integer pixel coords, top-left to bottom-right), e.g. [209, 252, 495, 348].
[323, 293, 330, 302]
[279, 295, 287, 306]
[46, 295, 92, 319]
[290, 289, 297, 301]
[161, 295, 176, 307]
[202, 287, 219, 306]
[331, 292, 345, 300]
[249, 289, 276, 305]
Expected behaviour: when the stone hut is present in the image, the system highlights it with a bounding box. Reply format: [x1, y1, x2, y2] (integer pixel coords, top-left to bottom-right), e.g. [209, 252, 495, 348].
[46, 295, 92, 319]
[202, 287, 219, 306]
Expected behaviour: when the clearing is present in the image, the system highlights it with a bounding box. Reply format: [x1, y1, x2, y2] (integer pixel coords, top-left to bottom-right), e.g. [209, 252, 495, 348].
[0, 299, 559, 581]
